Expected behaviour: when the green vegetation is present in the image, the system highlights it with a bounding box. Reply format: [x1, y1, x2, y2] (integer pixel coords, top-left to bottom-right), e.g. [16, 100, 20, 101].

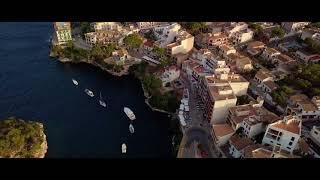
[142, 74, 162, 95]
[236, 95, 251, 105]
[276, 64, 320, 98]
[271, 85, 294, 107]
[152, 46, 172, 68]
[150, 91, 180, 113]
[51, 42, 89, 61]
[180, 22, 208, 35]
[248, 22, 263, 33]
[80, 22, 94, 38]
[305, 37, 320, 54]
[271, 27, 285, 38]
[89, 43, 116, 61]
[0, 117, 45, 158]
[123, 33, 143, 49]
[241, 66, 260, 80]
[256, 56, 277, 70]
[129, 61, 148, 78]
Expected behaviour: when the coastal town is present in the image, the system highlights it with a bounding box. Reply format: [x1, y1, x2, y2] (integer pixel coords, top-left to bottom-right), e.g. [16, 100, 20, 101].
[51, 22, 320, 158]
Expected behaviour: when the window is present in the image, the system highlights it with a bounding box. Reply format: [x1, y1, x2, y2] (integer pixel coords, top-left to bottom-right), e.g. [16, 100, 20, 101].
[289, 142, 293, 146]
[291, 137, 295, 141]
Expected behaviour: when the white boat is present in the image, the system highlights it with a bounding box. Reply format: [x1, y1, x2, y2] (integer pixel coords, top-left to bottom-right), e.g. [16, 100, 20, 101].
[122, 143, 127, 153]
[84, 89, 94, 97]
[124, 107, 136, 120]
[72, 79, 78, 86]
[99, 91, 106, 107]
[129, 124, 134, 134]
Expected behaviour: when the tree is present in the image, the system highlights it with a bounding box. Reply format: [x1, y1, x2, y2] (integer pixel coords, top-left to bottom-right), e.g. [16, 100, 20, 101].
[181, 22, 208, 35]
[237, 95, 251, 105]
[80, 22, 94, 38]
[123, 33, 143, 49]
[248, 22, 263, 33]
[271, 27, 285, 38]
[144, 30, 157, 41]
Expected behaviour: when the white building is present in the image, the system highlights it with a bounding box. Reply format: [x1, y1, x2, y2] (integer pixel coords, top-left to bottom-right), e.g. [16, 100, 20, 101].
[225, 22, 248, 36]
[230, 29, 254, 45]
[153, 23, 181, 48]
[160, 65, 180, 87]
[94, 22, 123, 32]
[211, 123, 234, 146]
[53, 22, 72, 45]
[246, 41, 265, 56]
[137, 22, 161, 29]
[295, 49, 320, 63]
[281, 22, 310, 33]
[253, 69, 274, 84]
[285, 95, 320, 122]
[310, 126, 320, 146]
[228, 134, 254, 158]
[166, 30, 194, 56]
[262, 115, 301, 153]
[261, 47, 281, 62]
[218, 44, 236, 58]
[241, 116, 266, 139]
[235, 57, 253, 72]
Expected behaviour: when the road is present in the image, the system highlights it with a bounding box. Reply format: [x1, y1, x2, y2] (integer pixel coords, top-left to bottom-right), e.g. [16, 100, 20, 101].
[72, 27, 92, 50]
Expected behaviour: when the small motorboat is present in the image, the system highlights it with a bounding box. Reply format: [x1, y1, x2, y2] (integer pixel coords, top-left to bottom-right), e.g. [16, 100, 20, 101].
[124, 107, 136, 120]
[129, 124, 134, 134]
[84, 89, 94, 97]
[122, 143, 127, 154]
[72, 79, 78, 86]
[99, 91, 106, 107]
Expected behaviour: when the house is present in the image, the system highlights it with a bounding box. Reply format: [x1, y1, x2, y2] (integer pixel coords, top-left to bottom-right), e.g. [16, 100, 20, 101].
[261, 80, 279, 93]
[227, 99, 279, 131]
[281, 22, 310, 33]
[207, 32, 229, 47]
[218, 44, 236, 58]
[160, 65, 180, 87]
[137, 22, 161, 29]
[262, 115, 301, 153]
[85, 31, 122, 46]
[236, 57, 253, 72]
[278, 42, 302, 53]
[199, 73, 249, 124]
[295, 49, 320, 63]
[230, 29, 254, 45]
[211, 123, 235, 146]
[274, 54, 296, 65]
[228, 134, 254, 158]
[253, 69, 273, 84]
[108, 48, 129, 64]
[172, 53, 190, 68]
[181, 59, 201, 81]
[143, 39, 154, 52]
[261, 47, 281, 61]
[225, 22, 248, 36]
[242, 144, 263, 158]
[310, 126, 320, 146]
[246, 41, 265, 56]
[285, 95, 320, 121]
[53, 22, 72, 45]
[166, 30, 194, 56]
[153, 23, 181, 48]
[94, 22, 123, 32]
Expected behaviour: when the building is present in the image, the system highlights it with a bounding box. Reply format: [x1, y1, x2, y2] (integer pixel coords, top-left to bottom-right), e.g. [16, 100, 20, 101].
[137, 22, 161, 29]
[93, 22, 123, 32]
[246, 41, 265, 56]
[225, 22, 248, 36]
[206, 32, 229, 47]
[53, 22, 72, 45]
[261, 47, 281, 62]
[236, 57, 253, 72]
[85, 31, 122, 46]
[106, 48, 130, 65]
[228, 134, 254, 158]
[242, 144, 263, 158]
[262, 115, 301, 153]
[230, 29, 254, 45]
[301, 28, 320, 41]
[282, 22, 310, 33]
[211, 123, 235, 146]
[160, 65, 180, 87]
[285, 94, 320, 121]
[310, 126, 320, 146]
[199, 73, 249, 124]
[153, 23, 181, 47]
[218, 44, 236, 58]
[261, 80, 279, 94]
[295, 49, 320, 63]
[143, 39, 154, 52]
[253, 69, 273, 84]
[227, 99, 279, 131]
[241, 115, 273, 139]
[166, 30, 194, 56]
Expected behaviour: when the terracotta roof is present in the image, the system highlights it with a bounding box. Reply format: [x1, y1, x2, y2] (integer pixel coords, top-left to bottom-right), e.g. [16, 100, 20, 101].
[212, 124, 234, 137]
[219, 44, 235, 52]
[193, 65, 206, 74]
[247, 41, 265, 49]
[271, 117, 301, 135]
[289, 94, 309, 102]
[255, 69, 273, 81]
[252, 148, 272, 158]
[299, 101, 318, 111]
[144, 39, 154, 47]
[298, 139, 310, 154]
[277, 54, 295, 64]
[263, 80, 279, 91]
[229, 135, 254, 151]
[264, 47, 280, 55]
[243, 144, 263, 158]
[236, 57, 252, 66]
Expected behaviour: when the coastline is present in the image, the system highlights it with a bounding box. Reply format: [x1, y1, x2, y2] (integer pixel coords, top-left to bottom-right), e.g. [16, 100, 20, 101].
[51, 51, 172, 114]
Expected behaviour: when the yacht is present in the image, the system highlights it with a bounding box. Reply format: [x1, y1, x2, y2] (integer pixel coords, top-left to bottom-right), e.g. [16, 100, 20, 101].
[122, 143, 127, 154]
[129, 124, 134, 134]
[124, 107, 136, 120]
[84, 89, 94, 97]
[72, 79, 78, 86]
[99, 91, 106, 107]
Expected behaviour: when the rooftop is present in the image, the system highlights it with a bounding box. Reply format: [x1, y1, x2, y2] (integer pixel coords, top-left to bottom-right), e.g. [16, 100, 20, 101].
[229, 135, 254, 151]
[212, 124, 234, 137]
[144, 39, 154, 47]
[209, 85, 236, 101]
[289, 94, 309, 102]
[255, 69, 273, 80]
[243, 144, 263, 158]
[247, 41, 265, 49]
[219, 44, 236, 52]
[276, 54, 295, 64]
[264, 47, 280, 55]
[237, 57, 252, 66]
[263, 80, 279, 91]
[193, 65, 206, 74]
[205, 73, 248, 84]
[252, 147, 273, 158]
[271, 116, 301, 135]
